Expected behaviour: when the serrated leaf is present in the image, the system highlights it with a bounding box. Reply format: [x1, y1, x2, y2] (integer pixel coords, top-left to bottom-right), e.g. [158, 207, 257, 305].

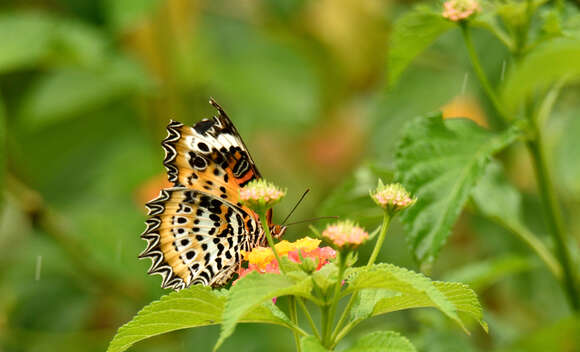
[388, 6, 454, 86]
[351, 283, 486, 333]
[215, 272, 313, 351]
[347, 264, 486, 332]
[242, 300, 301, 330]
[107, 286, 224, 352]
[300, 336, 329, 352]
[343, 331, 417, 352]
[502, 38, 580, 113]
[107, 285, 301, 352]
[472, 162, 522, 223]
[395, 113, 521, 266]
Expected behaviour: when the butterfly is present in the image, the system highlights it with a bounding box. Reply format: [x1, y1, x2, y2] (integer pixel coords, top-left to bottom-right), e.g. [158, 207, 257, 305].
[139, 99, 287, 290]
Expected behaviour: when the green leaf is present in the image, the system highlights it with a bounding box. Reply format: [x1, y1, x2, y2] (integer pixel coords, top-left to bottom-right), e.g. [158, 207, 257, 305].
[215, 272, 313, 351]
[242, 300, 302, 330]
[471, 163, 562, 278]
[0, 12, 54, 73]
[395, 113, 521, 266]
[107, 285, 302, 352]
[51, 19, 108, 68]
[20, 56, 153, 129]
[343, 331, 417, 352]
[347, 264, 485, 332]
[502, 38, 580, 113]
[106, 286, 224, 352]
[300, 336, 329, 352]
[388, 6, 454, 86]
[443, 255, 534, 290]
[471, 162, 522, 224]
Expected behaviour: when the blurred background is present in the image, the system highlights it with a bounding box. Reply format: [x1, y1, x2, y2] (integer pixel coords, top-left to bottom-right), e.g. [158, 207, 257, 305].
[1, 0, 579, 351]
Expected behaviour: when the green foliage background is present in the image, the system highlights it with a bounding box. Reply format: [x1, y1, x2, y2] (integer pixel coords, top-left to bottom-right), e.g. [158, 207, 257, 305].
[1, 0, 579, 351]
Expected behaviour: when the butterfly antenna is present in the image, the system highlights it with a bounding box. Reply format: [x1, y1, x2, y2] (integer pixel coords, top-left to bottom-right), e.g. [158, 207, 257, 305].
[285, 216, 339, 227]
[281, 189, 310, 225]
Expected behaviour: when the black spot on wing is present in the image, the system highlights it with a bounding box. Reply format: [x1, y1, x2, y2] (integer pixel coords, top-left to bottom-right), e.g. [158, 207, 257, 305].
[194, 119, 215, 135]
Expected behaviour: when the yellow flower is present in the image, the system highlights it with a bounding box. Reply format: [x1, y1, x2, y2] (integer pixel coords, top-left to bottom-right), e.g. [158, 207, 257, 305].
[274, 240, 296, 256]
[242, 237, 325, 269]
[294, 237, 321, 251]
[243, 247, 275, 269]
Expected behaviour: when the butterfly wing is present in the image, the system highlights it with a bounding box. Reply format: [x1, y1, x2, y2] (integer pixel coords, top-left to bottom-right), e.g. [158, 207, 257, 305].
[141, 99, 270, 289]
[162, 99, 261, 206]
[139, 187, 262, 289]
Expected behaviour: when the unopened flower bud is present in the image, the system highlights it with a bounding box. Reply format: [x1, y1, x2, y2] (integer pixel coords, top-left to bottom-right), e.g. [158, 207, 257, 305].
[239, 179, 286, 212]
[370, 180, 416, 214]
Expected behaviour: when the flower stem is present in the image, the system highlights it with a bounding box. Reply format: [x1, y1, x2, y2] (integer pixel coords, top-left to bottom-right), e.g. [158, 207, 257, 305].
[296, 298, 320, 340]
[367, 212, 392, 267]
[331, 212, 394, 344]
[460, 24, 511, 123]
[259, 211, 285, 274]
[489, 215, 562, 279]
[324, 251, 346, 347]
[259, 211, 303, 348]
[289, 297, 302, 352]
[526, 136, 579, 311]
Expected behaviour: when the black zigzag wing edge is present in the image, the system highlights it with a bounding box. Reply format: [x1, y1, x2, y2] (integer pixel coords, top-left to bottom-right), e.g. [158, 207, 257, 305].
[138, 188, 187, 291]
[209, 98, 262, 178]
[161, 120, 183, 185]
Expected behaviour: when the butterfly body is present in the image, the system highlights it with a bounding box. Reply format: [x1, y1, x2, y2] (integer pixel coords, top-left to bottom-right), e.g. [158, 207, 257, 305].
[140, 99, 283, 290]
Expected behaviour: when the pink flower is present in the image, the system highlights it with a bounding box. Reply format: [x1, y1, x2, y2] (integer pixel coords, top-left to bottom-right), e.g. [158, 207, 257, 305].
[239, 180, 286, 210]
[235, 238, 337, 283]
[370, 181, 416, 214]
[442, 0, 480, 21]
[322, 221, 369, 249]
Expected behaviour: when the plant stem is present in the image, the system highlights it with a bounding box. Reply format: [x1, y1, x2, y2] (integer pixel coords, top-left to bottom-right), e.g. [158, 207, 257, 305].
[324, 251, 346, 347]
[259, 211, 303, 347]
[460, 19, 579, 310]
[330, 292, 357, 342]
[526, 136, 579, 311]
[289, 297, 302, 352]
[296, 298, 320, 340]
[259, 211, 285, 274]
[367, 212, 392, 267]
[320, 305, 329, 347]
[460, 24, 511, 123]
[331, 211, 393, 343]
[492, 216, 562, 279]
[331, 320, 358, 348]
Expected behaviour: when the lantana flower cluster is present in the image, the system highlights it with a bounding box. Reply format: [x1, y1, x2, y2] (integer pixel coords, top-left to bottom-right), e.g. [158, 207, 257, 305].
[370, 181, 416, 214]
[322, 221, 369, 249]
[442, 0, 481, 21]
[239, 179, 286, 210]
[237, 237, 336, 280]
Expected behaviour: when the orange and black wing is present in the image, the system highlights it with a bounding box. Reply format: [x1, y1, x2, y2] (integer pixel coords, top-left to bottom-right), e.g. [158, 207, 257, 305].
[161, 99, 261, 205]
[139, 188, 261, 289]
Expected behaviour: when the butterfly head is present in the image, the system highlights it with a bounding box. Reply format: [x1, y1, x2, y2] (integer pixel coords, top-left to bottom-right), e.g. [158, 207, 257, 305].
[270, 224, 287, 239]
[266, 209, 287, 239]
